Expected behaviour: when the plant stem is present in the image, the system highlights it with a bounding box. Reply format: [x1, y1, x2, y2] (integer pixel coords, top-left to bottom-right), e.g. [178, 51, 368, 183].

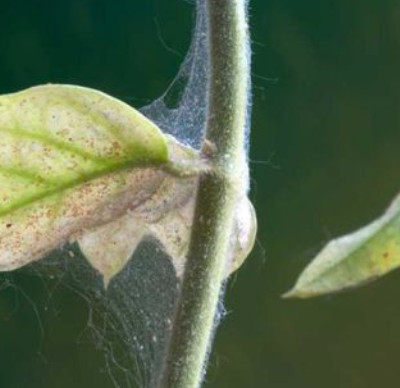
[157, 0, 250, 387]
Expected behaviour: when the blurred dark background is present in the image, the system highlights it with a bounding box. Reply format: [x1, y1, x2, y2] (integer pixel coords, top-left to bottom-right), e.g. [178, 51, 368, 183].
[1, 0, 400, 387]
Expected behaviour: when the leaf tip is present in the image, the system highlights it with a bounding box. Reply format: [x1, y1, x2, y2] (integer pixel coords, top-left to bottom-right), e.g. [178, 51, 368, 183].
[281, 284, 322, 299]
[281, 288, 297, 299]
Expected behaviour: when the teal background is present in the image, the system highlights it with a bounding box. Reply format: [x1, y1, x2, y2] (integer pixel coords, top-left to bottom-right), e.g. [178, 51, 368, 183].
[1, 0, 400, 387]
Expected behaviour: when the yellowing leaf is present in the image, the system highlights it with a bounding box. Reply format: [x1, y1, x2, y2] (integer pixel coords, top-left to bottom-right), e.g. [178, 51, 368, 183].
[0, 84, 169, 272]
[0, 84, 256, 287]
[285, 194, 400, 298]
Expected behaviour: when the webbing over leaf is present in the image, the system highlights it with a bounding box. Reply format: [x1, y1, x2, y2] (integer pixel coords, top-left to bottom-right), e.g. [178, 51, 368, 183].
[0, 84, 256, 287]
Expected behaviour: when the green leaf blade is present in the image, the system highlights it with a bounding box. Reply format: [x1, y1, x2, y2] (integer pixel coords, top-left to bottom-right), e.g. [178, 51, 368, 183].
[0, 84, 170, 272]
[285, 195, 400, 298]
[0, 84, 169, 217]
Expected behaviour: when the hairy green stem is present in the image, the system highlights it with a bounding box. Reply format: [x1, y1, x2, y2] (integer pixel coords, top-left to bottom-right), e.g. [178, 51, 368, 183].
[157, 1, 250, 387]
